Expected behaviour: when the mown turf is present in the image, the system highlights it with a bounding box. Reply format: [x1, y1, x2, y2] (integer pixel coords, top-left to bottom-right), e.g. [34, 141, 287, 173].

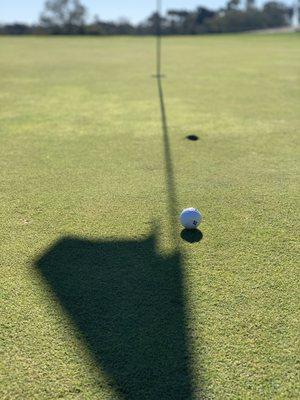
[1, 34, 299, 399]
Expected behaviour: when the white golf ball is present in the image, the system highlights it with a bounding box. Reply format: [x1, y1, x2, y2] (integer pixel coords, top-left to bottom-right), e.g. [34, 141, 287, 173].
[180, 208, 202, 229]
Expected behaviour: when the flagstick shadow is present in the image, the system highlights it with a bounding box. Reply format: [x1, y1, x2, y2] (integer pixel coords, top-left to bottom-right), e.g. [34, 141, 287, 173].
[34, 13, 203, 399]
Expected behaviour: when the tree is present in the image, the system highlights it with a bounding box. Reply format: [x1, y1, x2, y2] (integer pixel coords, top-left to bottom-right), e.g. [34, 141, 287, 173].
[195, 7, 216, 25]
[40, 0, 87, 34]
[1, 23, 32, 35]
[1, 1, 295, 36]
[246, 0, 256, 11]
[227, 0, 241, 11]
[263, 1, 290, 28]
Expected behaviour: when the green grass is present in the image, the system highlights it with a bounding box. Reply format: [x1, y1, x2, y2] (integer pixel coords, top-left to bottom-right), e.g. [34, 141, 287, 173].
[1, 34, 299, 399]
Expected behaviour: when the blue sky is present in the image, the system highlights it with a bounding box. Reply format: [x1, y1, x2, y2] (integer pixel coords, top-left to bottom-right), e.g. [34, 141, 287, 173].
[0, 0, 292, 24]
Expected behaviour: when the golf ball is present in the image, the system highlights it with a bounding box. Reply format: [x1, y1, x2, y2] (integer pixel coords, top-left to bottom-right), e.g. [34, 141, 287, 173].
[180, 208, 202, 229]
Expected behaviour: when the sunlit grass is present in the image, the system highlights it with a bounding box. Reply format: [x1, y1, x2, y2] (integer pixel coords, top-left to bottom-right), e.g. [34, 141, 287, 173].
[1, 34, 299, 399]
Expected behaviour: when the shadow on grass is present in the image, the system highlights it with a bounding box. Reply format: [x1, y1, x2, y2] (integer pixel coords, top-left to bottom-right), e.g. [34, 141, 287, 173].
[181, 229, 203, 244]
[35, 24, 203, 400]
[156, 70, 178, 241]
[35, 229, 197, 399]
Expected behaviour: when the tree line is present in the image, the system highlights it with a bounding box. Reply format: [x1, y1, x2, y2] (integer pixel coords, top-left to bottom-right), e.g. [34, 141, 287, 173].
[0, 0, 297, 36]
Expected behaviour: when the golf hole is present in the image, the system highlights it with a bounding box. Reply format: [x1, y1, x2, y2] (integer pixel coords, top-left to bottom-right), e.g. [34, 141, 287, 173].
[186, 135, 199, 141]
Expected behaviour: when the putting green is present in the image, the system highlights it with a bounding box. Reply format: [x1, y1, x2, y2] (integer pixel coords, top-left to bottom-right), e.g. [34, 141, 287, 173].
[1, 34, 299, 399]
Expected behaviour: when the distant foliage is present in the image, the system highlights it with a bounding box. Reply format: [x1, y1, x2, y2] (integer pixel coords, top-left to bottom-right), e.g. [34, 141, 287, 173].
[40, 0, 87, 34]
[0, 0, 295, 35]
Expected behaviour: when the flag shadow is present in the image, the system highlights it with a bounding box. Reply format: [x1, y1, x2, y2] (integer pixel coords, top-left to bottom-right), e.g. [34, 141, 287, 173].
[35, 229, 197, 399]
[34, 19, 202, 398]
